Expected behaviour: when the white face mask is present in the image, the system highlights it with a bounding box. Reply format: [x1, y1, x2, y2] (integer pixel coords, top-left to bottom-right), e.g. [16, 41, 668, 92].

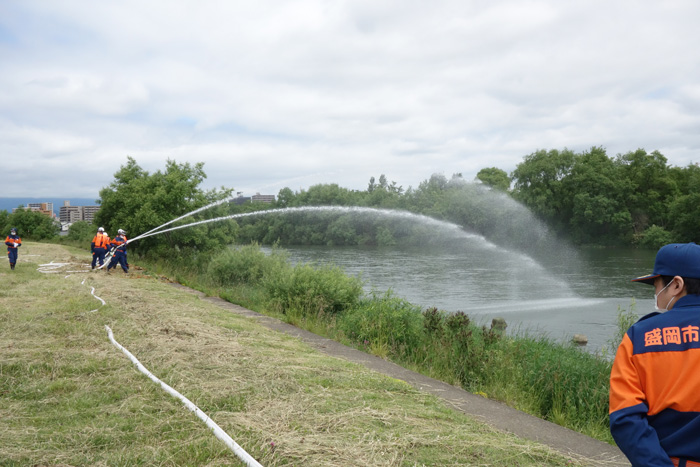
[654, 280, 676, 312]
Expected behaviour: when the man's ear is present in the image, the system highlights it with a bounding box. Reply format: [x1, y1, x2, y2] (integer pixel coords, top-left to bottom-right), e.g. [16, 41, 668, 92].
[672, 276, 686, 294]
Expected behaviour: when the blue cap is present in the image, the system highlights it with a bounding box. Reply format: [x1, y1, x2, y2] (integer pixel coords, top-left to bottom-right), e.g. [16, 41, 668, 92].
[632, 242, 700, 285]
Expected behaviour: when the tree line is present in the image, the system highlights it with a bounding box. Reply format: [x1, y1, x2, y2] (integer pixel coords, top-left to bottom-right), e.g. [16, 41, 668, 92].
[479, 147, 700, 247]
[3, 148, 697, 253]
[236, 146, 700, 250]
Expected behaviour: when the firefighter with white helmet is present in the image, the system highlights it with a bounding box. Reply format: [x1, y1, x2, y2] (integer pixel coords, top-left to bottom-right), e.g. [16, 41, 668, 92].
[91, 227, 110, 269]
[107, 229, 129, 273]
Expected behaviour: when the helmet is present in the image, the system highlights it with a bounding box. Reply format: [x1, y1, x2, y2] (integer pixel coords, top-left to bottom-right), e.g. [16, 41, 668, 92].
[10, 227, 17, 234]
[98, 227, 104, 232]
[118, 229, 126, 235]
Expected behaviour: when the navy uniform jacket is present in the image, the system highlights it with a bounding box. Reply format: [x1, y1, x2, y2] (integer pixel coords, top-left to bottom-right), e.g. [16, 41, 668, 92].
[610, 294, 700, 466]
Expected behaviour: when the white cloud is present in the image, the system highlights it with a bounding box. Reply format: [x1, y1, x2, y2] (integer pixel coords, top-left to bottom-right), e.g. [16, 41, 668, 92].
[1, 0, 699, 197]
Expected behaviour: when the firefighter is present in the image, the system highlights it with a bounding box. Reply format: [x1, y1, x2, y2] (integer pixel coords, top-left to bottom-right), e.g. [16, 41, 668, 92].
[610, 242, 700, 465]
[91, 227, 110, 269]
[5, 227, 22, 270]
[107, 229, 129, 273]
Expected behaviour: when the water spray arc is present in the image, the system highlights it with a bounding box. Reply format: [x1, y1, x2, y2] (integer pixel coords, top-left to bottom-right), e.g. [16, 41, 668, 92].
[101, 202, 554, 275]
[130, 206, 489, 243]
[100, 196, 236, 269]
[129, 196, 236, 243]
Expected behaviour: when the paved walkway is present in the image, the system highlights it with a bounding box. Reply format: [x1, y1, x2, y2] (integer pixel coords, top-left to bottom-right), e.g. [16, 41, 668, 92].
[172, 284, 630, 466]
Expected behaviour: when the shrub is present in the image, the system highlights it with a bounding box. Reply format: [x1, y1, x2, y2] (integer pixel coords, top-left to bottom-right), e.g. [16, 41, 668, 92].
[422, 307, 444, 337]
[66, 221, 93, 242]
[207, 244, 289, 286]
[338, 292, 423, 358]
[265, 262, 363, 317]
[638, 224, 674, 249]
[491, 336, 611, 437]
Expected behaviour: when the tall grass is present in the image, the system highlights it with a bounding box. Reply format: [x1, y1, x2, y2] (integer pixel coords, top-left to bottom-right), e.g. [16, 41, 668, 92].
[139, 244, 618, 444]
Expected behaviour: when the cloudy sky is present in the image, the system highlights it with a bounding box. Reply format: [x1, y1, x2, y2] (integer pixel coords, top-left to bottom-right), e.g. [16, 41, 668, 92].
[2, 1, 699, 199]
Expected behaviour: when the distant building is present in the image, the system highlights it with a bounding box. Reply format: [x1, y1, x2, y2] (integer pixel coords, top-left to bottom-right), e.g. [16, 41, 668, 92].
[82, 205, 100, 223]
[59, 200, 100, 224]
[251, 193, 275, 203]
[13, 202, 56, 219]
[232, 193, 276, 204]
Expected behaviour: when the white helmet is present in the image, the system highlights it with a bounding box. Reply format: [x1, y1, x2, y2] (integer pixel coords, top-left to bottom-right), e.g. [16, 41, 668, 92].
[98, 227, 104, 232]
[118, 229, 126, 235]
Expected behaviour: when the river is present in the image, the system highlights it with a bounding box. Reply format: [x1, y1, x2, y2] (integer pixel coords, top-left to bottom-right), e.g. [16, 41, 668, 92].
[270, 242, 658, 353]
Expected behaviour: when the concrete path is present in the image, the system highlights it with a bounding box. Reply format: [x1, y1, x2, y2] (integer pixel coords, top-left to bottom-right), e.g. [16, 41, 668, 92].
[172, 284, 630, 466]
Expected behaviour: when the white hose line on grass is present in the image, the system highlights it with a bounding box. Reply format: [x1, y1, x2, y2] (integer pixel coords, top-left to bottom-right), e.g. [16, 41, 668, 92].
[81, 278, 106, 312]
[105, 325, 262, 467]
[39, 260, 260, 464]
[38, 261, 90, 275]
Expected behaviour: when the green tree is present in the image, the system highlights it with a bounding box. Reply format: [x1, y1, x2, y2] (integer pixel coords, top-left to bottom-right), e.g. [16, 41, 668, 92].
[276, 187, 296, 207]
[66, 220, 93, 243]
[564, 147, 632, 244]
[670, 163, 700, 195]
[669, 193, 700, 242]
[294, 183, 359, 206]
[95, 157, 235, 256]
[615, 149, 677, 234]
[6, 209, 58, 240]
[362, 176, 403, 208]
[405, 174, 450, 216]
[638, 224, 674, 249]
[476, 167, 511, 191]
[367, 176, 376, 193]
[0, 210, 9, 236]
[510, 149, 576, 231]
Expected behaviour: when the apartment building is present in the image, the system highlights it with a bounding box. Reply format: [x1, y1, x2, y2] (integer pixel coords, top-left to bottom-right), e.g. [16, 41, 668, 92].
[59, 201, 100, 224]
[251, 193, 276, 203]
[13, 202, 56, 219]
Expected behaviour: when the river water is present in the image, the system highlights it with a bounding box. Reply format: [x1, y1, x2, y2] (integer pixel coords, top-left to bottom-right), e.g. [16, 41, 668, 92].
[272, 242, 658, 353]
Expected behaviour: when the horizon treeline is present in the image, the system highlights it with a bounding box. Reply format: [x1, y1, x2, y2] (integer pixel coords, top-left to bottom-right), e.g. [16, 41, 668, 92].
[232, 147, 699, 250]
[3, 147, 698, 251]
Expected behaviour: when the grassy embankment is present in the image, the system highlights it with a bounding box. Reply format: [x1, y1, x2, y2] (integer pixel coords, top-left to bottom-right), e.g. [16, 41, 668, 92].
[0, 242, 583, 466]
[140, 244, 627, 445]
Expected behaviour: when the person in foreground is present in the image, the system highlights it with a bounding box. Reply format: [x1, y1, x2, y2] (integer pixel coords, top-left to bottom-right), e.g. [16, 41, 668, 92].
[610, 242, 700, 467]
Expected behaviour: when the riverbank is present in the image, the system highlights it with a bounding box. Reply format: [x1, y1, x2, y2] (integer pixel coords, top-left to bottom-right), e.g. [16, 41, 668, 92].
[1, 243, 599, 465]
[175, 284, 628, 466]
[135, 243, 619, 444]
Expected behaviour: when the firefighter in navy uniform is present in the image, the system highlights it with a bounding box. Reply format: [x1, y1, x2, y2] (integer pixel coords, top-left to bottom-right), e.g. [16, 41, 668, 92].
[610, 242, 700, 466]
[91, 227, 110, 269]
[5, 227, 22, 270]
[107, 229, 129, 273]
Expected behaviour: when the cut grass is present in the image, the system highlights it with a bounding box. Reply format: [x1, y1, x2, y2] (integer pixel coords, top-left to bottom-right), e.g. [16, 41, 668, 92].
[1, 243, 583, 466]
